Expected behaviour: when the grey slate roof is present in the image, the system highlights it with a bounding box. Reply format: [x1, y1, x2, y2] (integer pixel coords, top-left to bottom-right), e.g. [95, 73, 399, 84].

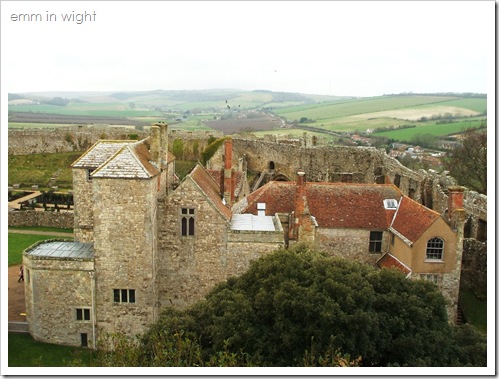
[26, 241, 94, 260]
[71, 141, 131, 169]
[92, 145, 156, 179]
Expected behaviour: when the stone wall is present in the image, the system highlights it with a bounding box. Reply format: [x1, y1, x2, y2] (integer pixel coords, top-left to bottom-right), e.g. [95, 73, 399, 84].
[8, 125, 147, 155]
[92, 177, 158, 338]
[23, 252, 94, 347]
[156, 176, 231, 310]
[461, 239, 487, 298]
[315, 228, 384, 266]
[8, 209, 74, 229]
[226, 218, 285, 277]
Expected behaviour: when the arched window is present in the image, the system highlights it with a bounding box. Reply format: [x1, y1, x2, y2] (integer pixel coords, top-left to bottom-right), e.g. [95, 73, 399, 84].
[426, 237, 444, 260]
[269, 161, 275, 171]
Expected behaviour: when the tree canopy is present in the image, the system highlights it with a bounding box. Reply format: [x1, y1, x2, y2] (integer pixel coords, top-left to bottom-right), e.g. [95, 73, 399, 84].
[443, 127, 487, 194]
[138, 246, 486, 367]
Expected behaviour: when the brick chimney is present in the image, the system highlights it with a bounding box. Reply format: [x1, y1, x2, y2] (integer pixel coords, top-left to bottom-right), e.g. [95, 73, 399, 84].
[291, 171, 315, 244]
[447, 186, 466, 230]
[223, 138, 234, 206]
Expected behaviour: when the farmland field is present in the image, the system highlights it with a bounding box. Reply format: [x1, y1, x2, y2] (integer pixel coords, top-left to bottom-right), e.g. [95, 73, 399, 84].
[374, 118, 485, 141]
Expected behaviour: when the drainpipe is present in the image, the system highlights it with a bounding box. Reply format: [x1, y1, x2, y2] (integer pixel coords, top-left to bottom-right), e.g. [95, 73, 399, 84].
[89, 271, 96, 350]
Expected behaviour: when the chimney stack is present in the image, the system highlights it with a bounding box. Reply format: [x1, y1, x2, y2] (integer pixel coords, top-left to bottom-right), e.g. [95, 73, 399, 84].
[295, 171, 308, 216]
[159, 123, 168, 167]
[150, 125, 160, 165]
[223, 138, 234, 206]
[447, 186, 465, 229]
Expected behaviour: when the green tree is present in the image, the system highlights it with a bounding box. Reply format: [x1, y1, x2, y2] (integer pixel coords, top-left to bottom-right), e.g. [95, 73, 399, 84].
[443, 127, 487, 194]
[142, 246, 486, 367]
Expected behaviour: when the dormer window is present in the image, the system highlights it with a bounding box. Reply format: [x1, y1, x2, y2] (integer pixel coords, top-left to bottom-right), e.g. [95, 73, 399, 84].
[383, 199, 398, 210]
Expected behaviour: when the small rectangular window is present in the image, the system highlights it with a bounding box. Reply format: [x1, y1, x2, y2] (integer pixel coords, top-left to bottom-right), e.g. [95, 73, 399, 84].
[113, 289, 136, 304]
[369, 231, 383, 253]
[81, 333, 88, 348]
[76, 308, 91, 321]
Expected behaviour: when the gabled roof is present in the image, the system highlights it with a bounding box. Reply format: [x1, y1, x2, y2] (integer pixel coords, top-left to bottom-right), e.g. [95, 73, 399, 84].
[72, 139, 160, 179]
[92, 143, 159, 179]
[389, 196, 441, 244]
[377, 253, 411, 276]
[188, 164, 232, 220]
[242, 181, 401, 230]
[71, 140, 131, 169]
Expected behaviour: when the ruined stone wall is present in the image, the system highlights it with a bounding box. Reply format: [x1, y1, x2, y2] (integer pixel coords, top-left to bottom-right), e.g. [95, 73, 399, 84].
[315, 228, 384, 266]
[156, 177, 231, 310]
[8, 209, 73, 229]
[461, 239, 487, 298]
[229, 138, 385, 184]
[8, 126, 146, 155]
[92, 177, 158, 338]
[23, 254, 94, 347]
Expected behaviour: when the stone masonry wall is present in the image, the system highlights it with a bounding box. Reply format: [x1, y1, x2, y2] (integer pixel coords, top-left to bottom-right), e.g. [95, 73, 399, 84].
[8, 125, 147, 155]
[156, 177, 231, 310]
[92, 177, 158, 338]
[315, 228, 384, 266]
[8, 209, 73, 229]
[226, 219, 285, 277]
[23, 254, 94, 347]
[461, 239, 487, 298]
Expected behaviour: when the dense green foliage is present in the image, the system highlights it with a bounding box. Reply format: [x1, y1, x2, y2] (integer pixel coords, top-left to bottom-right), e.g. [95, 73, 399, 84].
[443, 127, 487, 194]
[138, 246, 486, 367]
[200, 137, 226, 165]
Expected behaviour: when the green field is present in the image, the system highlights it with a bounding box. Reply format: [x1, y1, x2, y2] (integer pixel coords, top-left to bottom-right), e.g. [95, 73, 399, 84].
[375, 118, 486, 142]
[8, 151, 82, 190]
[274, 95, 486, 134]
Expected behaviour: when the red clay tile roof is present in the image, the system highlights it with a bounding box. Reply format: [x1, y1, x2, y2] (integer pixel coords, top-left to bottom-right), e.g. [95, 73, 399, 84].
[390, 196, 441, 243]
[190, 164, 232, 220]
[243, 181, 402, 229]
[377, 253, 412, 275]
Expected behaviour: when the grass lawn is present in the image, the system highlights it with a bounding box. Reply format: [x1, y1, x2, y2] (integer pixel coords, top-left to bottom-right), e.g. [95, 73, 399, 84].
[8, 233, 73, 266]
[8, 333, 92, 367]
[460, 289, 487, 334]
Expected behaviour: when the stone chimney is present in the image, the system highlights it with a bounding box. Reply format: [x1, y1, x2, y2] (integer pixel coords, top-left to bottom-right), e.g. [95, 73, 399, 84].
[150, 125, 160, 166]
[159, 123, 168, 167]
[223, 138, 234, 206]
[295, 171, 308, 216]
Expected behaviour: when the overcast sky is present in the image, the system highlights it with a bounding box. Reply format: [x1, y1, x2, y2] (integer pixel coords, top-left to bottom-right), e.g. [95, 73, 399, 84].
[1, 1, 494, 97]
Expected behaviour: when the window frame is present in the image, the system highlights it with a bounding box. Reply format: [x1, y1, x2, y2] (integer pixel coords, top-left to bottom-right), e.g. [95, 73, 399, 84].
[75, 307, 91, 321]
[369, 231, 383, 253]
[113, 289, 136, 304]
[425, 237, 444, 261]
[180, 207, 196, 237]
[420, 273, 440, 284]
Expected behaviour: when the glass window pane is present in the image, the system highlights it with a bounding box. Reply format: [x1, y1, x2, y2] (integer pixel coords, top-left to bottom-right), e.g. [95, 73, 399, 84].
[189, 217, 195, 236]
[76, 308, 82, 320]
[84, 309, 90, 320]
[129, 290, 135, 303]
[114, 289, 120, 302]
[121, 289, 128, 303]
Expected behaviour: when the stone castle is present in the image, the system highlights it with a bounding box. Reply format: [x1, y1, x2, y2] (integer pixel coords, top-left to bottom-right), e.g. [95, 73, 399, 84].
[21, 124, 485, 348]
